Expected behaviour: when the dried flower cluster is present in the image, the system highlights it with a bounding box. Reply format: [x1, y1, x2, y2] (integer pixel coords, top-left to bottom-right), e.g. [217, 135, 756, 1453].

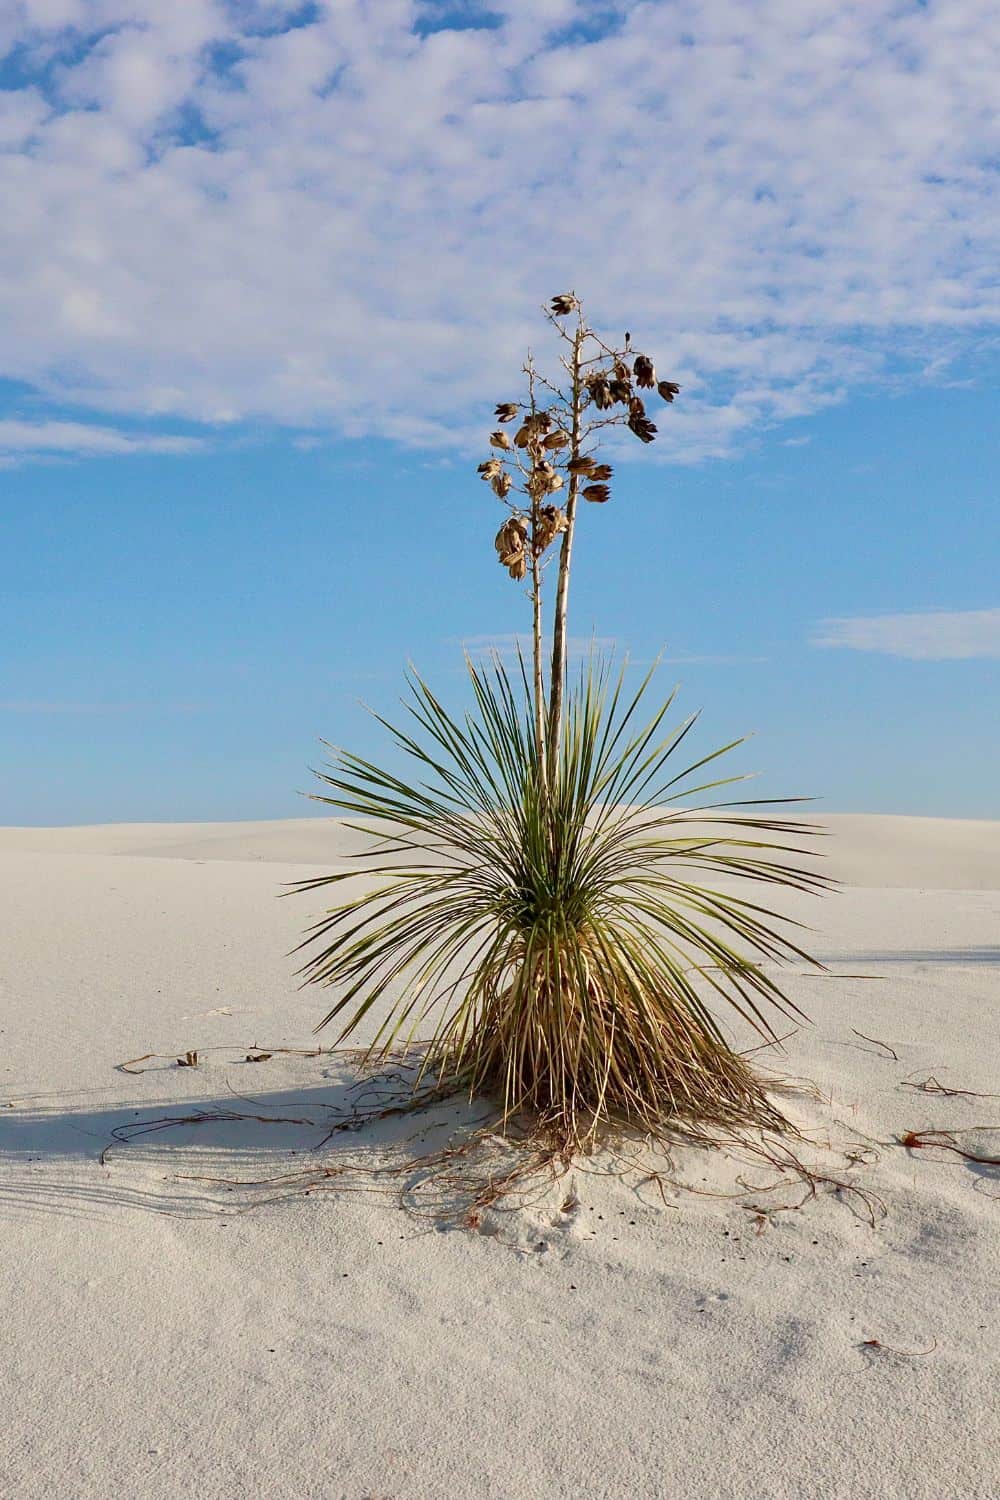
[477, 292, 683, 779]
[480, 406, 570, 579]
[478, 293, 680, 591]
[494, 515, 528, 580]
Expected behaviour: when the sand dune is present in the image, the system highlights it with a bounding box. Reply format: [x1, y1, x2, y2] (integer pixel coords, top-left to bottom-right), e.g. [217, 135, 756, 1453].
[2, 815, 999, 1499]
[3, 809, 997, 887]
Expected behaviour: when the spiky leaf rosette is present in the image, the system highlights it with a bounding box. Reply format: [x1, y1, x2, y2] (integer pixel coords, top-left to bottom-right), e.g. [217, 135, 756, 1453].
[291, 657, 831, 1147]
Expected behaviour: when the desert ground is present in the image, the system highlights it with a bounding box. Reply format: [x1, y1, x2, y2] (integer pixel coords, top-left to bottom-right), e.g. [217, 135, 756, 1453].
[2, 814, 998, 1500]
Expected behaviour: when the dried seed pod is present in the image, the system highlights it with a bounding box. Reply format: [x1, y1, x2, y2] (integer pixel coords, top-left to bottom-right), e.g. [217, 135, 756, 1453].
[657, 380, 681, 403]
[491, 470, 513, 499]
[532, 515, 554, 553]
[489, 430, 512, 450]
[550, 293, 578, 316]
[533, 504, 569, 552]
[609, 379, 631, 404]
[531, 460, 563, 497]
[529, 469, 563, 498]
[585, 374, 613, 410]
[507, 552, 528, 581]
[583, 483, 610, 503]
[628, 396, 646, 418]
[494, 516, 527, 558]
[613, 361, 632, 384]
[628, 414, 657, 443]
[543, 429, 570, 450]
[589, 463, 613, 482]
[633, 355, 655, 388]
[495, 402, 519, 422]
[478, 457, 503, 480]
[513, 424, 532, 448]
[566, 455, 597, 476]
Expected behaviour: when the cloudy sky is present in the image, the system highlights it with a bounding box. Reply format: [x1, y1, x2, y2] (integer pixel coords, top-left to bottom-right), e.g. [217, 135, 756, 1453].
[1, 0, 998, 821]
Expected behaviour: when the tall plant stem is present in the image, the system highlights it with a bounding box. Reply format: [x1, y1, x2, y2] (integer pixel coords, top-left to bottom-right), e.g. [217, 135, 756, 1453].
[530, 550, 546, 783]
[547, 321, 585, 780]
[523, 355, 548, 789]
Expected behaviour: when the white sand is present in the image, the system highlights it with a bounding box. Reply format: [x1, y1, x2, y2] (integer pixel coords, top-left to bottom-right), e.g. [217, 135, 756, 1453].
[2, 815, 999, 1499]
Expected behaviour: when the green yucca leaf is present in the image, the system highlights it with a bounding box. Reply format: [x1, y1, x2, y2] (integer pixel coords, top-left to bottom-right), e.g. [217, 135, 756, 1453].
[290, 655, 833, 1143]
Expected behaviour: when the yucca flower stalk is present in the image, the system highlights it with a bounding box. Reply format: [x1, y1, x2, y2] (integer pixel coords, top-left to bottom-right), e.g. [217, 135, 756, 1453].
[294, 294, 831, 1148]
[484, 294, 685, 783]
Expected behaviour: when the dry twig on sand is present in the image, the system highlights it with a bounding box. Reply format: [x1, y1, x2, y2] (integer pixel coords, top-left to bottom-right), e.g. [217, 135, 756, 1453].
[850, 1029, 898, 1060]
[860, 1337, 937, 1358]
[899, 1128, 1000, 1167]
[900, 1074, 1000, 1099]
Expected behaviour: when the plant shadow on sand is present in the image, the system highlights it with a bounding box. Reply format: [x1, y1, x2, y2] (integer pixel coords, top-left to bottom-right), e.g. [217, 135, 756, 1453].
[0, 1047, 893, 1233]
[0, 1056, 501, 1224]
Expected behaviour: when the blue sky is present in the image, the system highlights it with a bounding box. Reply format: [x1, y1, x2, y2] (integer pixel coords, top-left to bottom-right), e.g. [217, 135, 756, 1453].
[1, 1, 998, 823]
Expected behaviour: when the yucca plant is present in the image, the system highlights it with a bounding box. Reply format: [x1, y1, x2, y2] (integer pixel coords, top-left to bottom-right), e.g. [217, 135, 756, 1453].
[294, 294, 830, 1149]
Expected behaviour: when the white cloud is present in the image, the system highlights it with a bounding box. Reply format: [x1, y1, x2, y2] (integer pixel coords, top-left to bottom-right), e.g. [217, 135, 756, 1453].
[0, 1, 997, 461]
[812, 608, 1000, 660]
[0, 419, 202, 460]
[661, 654, 769, 665]
[459, 633, 618, 662]
[459, 636, 767, 666]
[0, 699, 201, 712]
